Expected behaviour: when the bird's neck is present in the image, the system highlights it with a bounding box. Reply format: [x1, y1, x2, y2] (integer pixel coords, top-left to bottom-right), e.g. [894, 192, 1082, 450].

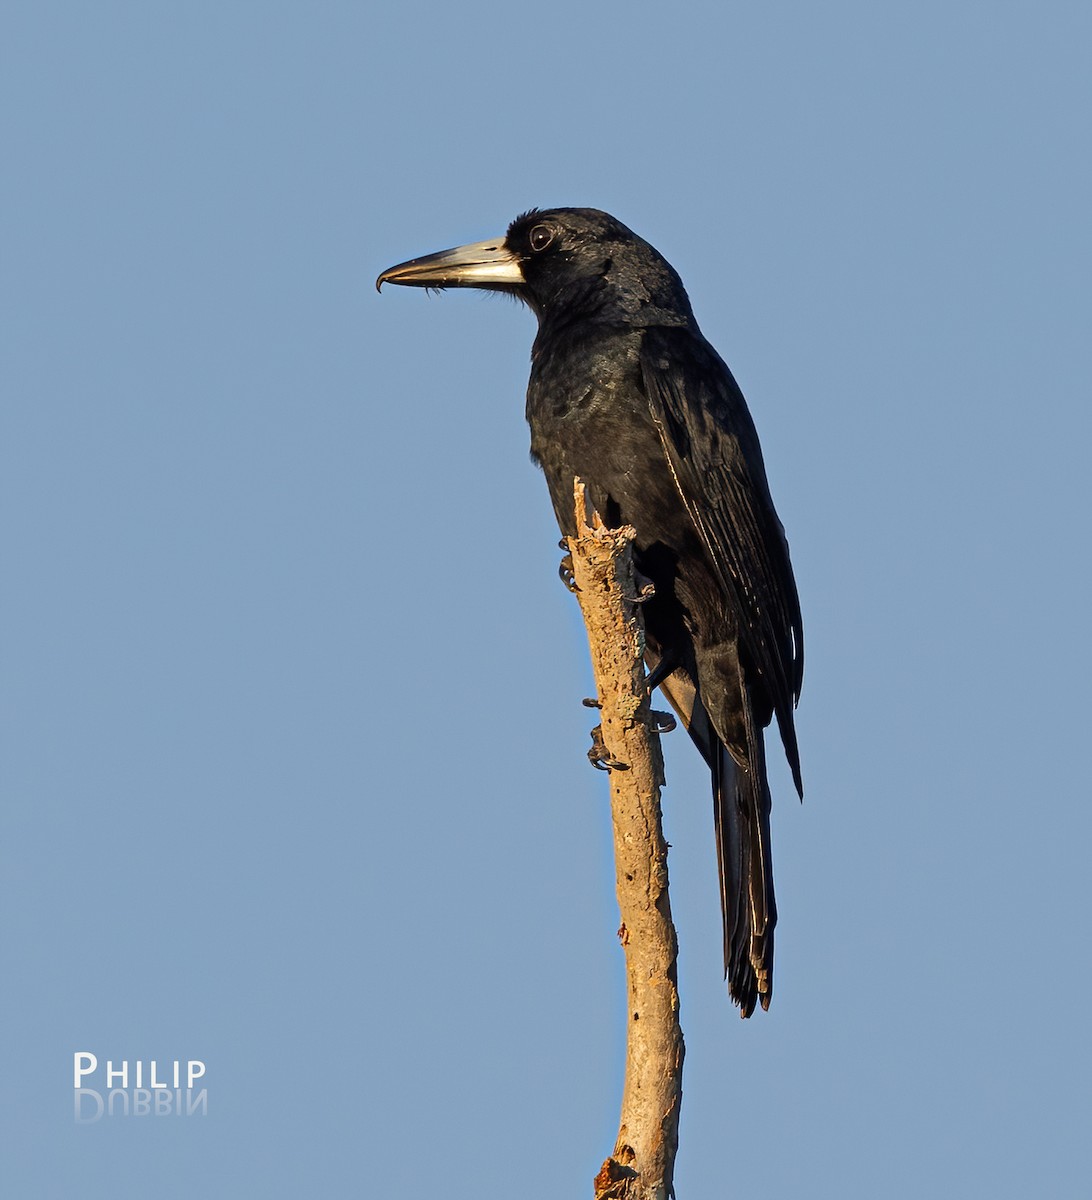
[533, 279, 692, 349]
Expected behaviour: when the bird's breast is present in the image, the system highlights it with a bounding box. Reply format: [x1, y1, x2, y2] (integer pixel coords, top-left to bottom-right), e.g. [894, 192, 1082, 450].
[526, 332, 691, 551]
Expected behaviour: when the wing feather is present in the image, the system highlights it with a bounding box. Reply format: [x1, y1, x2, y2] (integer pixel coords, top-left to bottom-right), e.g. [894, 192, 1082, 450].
[640, 326, 804, 794]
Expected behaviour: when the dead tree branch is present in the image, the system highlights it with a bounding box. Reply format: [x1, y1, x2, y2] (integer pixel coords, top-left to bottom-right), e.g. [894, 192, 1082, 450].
[567, 479, 685, 1200]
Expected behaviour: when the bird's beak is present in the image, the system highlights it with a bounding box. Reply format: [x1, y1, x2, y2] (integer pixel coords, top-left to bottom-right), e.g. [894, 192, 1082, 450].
[376, 237, 524, 292]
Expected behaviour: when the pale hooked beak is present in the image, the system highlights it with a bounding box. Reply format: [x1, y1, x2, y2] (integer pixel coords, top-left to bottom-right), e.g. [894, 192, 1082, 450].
[376, 237, 525, 292]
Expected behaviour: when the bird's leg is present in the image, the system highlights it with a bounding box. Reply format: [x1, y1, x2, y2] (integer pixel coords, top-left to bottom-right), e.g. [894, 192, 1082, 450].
[641, 653, 679, 735]
[644, 653, 678, 694]
[588, 724, 627, 772]
[625, 564, 656, 605]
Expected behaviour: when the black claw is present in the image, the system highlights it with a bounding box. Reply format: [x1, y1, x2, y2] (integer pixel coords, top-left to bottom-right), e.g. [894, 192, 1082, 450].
[588, 724, 628, 771]
[647, 709, 677, 734]
[558, 552, 579, 593]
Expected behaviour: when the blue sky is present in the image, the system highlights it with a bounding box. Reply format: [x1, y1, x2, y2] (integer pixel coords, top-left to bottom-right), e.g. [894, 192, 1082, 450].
[3, 2, 1090, 1196]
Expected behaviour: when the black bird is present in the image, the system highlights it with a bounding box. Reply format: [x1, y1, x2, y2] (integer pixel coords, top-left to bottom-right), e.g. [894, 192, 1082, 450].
[377, 209, 803, 1016]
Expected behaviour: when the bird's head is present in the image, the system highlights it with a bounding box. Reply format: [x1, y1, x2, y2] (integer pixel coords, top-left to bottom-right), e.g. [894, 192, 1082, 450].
[377, 208, 694, 327]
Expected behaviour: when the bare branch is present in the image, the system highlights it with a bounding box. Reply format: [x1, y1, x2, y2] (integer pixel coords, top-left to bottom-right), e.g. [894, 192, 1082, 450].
[568, 480, 685, 1200]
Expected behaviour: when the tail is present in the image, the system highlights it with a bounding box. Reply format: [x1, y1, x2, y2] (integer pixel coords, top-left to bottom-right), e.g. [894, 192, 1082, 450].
[658, 666, 776, 1017]
[712, 737, 776, 1016]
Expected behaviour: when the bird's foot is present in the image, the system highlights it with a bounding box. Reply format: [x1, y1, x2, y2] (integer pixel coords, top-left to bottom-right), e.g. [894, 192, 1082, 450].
[625, 580, 656, 605]
[588, 724, 627, 771]
[647, 709, 677, 734]
[558, 551, 579, 593]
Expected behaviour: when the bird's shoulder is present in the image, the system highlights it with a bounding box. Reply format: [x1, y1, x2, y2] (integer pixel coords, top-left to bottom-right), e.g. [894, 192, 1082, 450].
[638, 324, 764, 455]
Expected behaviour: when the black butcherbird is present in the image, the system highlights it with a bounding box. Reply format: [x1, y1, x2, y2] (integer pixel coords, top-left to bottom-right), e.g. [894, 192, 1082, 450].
[378, 209, 803, 1016]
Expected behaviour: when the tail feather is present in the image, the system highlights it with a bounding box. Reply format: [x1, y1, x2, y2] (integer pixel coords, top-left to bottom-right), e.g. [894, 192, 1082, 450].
[657, 662, 777, 1017]
[713, 741, 776, 1016]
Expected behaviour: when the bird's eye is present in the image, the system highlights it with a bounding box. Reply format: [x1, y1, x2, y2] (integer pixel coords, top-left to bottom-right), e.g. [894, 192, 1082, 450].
[528, 224, 554, 252]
